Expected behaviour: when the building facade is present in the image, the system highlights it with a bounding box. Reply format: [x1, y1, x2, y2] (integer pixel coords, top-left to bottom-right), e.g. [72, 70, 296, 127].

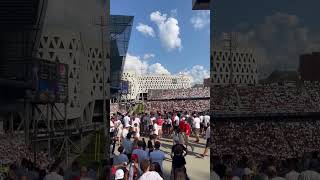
[211, 47, 258, 85]
[122, 72, 192, 100]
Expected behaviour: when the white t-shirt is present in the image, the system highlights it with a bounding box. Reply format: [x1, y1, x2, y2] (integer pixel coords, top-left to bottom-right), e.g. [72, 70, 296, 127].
[133, 118, 141, 126]
[124, 116, 130, 127]
[134, 127, 140, 138]
[193, 117, 201, 129]
[153, 124, 159, 135]
[285, 170, 299, 180]
[110, 121, 115, 132]
[138, 171, 163, 180]
[205, 126, 210, 139]
[166, 118, 172, 125]
[174, 116, 180, 126]
[114, 119, 122, 128]
[122, 128, 129, 139]
[117, 124, 123, 137]
[204, 115, 210, 126]
[150, 117, 156, 125]
[199, 116, 204, 123]
[149, 150, 166, 171]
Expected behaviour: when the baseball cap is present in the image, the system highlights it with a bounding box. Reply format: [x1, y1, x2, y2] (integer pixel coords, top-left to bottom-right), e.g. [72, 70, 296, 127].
[115, 169, 124, 179]
[131, 154, 138, 161]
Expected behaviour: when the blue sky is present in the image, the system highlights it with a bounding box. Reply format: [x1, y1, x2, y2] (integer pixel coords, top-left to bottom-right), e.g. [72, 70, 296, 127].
[111, 0, 210, 84]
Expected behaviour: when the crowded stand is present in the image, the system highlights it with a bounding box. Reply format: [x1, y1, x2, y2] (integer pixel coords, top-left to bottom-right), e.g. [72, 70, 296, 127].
[148, 87, 210, 100]
[211, 82, 320, 114]
[212, 118, 320, 179]
[0, 135, 52, 179]
[145, 100, 209, 113]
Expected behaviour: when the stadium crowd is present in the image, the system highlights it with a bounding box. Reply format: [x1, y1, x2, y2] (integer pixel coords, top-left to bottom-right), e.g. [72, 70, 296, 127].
[0, 135, 53, 180]
[212, 119, 320, 180]
[145, 100, 209, 113]
[147, 87, 210, 100]
[211, 82, 320, 114]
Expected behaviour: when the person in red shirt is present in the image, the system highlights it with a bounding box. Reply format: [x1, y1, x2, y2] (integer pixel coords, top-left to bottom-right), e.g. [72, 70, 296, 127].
[157, 115, 164, 138]
[179, 117, 186, 133]
[184, 121, 194, 152]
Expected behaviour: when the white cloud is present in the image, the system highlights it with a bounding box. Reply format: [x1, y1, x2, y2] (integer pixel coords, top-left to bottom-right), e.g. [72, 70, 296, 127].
[234, 12, 320, 77]
[136, 23, 155, 37]
[180, 65, 210, 85]
[123, 53, 148, 75]
[143, 53, 155, 60]
[148, 63, 171, 75]
[124, 53, 170, 75]
[190, 11, 210, 30]
[150, 11, 182, 51]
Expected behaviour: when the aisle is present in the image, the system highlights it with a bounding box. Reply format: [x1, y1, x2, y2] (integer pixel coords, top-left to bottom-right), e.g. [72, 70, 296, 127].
[158, 136, 210, 180]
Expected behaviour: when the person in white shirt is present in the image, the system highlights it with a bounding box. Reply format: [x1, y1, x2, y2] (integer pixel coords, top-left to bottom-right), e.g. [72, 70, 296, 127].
[149, 141, 166, 172]
[285, 159, 300, 180]
[122, 125, 130, 140]
[132, 140, 149, 166]
[138, 160, 163, 180]
[44, 164, 63, 180]
[199, 114, 204, 135]
[123, 114, 130, 128]
[132, 115, 141, 126]
[203, 115, 210, 133]
[113, 146, 129, 166]
[174, 115, 180, 128]
[149, 115, 156, 135]
[192, 115, 201, 143]
[116, 123, 123, 146]
[153, 121, 159, 141]
[133, 123, 140, 139]
[201, 125, 210, 158]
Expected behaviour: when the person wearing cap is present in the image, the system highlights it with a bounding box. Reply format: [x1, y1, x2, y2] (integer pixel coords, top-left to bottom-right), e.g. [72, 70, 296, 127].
[128, 154, 141, 180]
[114, 169, 125, 180]
[138, 160, 163, 180]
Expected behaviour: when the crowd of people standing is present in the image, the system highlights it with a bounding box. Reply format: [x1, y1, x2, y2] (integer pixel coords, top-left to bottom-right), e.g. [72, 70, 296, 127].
[110, 111, 210, 180]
